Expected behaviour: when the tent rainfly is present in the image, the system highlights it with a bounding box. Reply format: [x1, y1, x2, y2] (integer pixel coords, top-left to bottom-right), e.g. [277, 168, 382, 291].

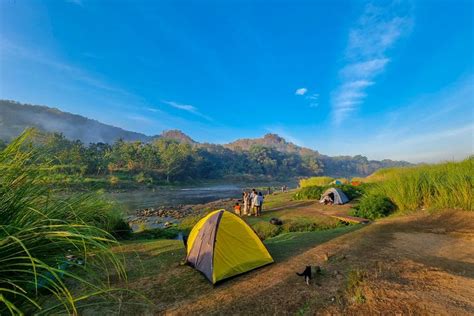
[186, 209, 273, 284]
[320, 187, 349, 205]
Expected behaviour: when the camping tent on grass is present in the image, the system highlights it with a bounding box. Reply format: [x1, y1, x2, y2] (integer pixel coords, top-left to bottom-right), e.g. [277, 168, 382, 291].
[320, 187, 349, 205]
[186, 209, 273, 284]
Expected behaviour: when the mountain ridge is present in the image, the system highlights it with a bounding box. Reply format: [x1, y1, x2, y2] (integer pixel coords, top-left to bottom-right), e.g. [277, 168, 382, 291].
[0, 100, 412, 173]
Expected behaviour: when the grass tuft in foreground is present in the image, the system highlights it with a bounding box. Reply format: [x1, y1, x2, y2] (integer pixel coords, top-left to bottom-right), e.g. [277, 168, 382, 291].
[0, 130, 127, 314]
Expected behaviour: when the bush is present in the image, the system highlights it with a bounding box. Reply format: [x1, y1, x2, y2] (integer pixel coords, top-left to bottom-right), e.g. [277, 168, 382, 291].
[351, 194, 396, 219]
[133, 227, 180, 240]
[293, 184, 366, 201]
[281, 216, 342, 233]
[299, 176, 334, 188]
[111, 218, 133, 239]
[134, 172, 153, 185]
[178, 213, 204, 233]
[252, 222, 281, 240]
[293, 186, 326, 200]
[109, 175, 120, 185]
[338, 184, 366, 200]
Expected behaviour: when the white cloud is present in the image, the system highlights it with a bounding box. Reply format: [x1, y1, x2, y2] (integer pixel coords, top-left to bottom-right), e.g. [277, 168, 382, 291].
[295, 88, 308, 95]
[332, 2, 412, 124]
[162, 100, 213, 121]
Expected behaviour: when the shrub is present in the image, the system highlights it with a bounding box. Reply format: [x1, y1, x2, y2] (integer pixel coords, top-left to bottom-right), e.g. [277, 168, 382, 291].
[281, 217, 342, 233]
[299, 176, 334, 188]
[293, 186, 326, 200]
[134, 172, 153, 185]
[133, 227, 180, 240]
[351, 194, 396, 219]
[252, 222, 281, 240]
[281, 217, 317, 232]
[338, 184, 366, 200]
[109, 175, 120, 185]
[111, 218, 133, 239]
[294, 184, 366, 201]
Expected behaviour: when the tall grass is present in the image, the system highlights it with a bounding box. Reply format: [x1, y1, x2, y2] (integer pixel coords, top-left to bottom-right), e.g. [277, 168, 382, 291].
[0, 130, 126, 314]
[299, 176, 334, 188]
[366, 158, 473, 212]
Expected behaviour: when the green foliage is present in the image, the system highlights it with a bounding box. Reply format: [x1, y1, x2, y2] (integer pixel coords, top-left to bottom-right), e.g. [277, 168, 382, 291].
[134, 172, 153, 185]
[281, 217, 341, 233]
[338, 184, 366, 200]
[351, 194, 396, 219]
[109, 175, 120, 185]
[252, 222, 281, 240]
[293, 184, 365, 201]
[1, 127, 415, 188]
[132, 227, 180, 240]
[0, 130, 126, 314]
[293, 186, 326, 200]
[366, 158, 473, 212]
[299, 176, 334, 187]
[178, 213, 204, 234]
[110, 218, 133, 239]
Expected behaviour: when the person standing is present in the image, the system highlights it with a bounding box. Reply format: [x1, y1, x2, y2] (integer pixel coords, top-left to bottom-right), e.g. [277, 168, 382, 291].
[249, 189, 257, 215]
[252, 192, 259, 216]
[257, 192, 264, 216]
[242, 192, 249, 216]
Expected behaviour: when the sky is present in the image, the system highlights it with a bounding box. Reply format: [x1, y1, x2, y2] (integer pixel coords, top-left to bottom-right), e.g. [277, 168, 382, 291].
[0, 0, 473, 163]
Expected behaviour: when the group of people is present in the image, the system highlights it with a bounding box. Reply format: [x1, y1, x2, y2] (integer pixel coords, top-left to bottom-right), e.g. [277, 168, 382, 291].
[234, 189, 265, 217]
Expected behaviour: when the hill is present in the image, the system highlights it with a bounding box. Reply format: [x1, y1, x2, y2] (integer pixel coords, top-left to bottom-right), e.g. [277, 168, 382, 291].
[224, 133, 411, 177]
[225, 133, 318, 156]
[0, 100, 153, 143]
[0, 100, 411, 177]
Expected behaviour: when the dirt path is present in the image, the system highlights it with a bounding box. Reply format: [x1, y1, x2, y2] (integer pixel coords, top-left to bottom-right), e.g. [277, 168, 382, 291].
[165, 210, 474, 315]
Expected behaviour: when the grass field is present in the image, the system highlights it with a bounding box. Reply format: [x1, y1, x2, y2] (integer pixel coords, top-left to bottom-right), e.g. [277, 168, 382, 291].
[80, 223, 361, 314]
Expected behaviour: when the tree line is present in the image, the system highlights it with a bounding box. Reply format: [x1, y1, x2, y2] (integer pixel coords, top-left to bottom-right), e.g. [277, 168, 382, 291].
[0, 130, 410, 185]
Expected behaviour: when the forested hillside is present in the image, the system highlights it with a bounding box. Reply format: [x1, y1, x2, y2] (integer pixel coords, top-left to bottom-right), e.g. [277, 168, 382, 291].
[0, 100, 152, 143]
[0, 101, 411, 182]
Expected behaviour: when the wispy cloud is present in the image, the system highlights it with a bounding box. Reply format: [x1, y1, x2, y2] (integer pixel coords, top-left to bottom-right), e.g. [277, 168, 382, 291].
[162, 100, 212, 121]
[66, 0, 83, 6]
[145, 107, 161, 113]
[1, 39, 129, 96]
[332, 2, 412, 124]
[306, 93, 319, 108]
[295, 88, 308, 95]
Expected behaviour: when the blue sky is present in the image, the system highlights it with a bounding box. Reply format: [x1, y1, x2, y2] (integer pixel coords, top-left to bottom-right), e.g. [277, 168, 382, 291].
[0, 0, 473, 162]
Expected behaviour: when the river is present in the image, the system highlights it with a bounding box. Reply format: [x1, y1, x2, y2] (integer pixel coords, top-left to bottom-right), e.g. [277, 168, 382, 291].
[107, 180, 297, 214]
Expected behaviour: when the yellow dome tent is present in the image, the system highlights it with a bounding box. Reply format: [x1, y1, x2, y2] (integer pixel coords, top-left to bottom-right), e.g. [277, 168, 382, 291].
[186, 209, 274, 284]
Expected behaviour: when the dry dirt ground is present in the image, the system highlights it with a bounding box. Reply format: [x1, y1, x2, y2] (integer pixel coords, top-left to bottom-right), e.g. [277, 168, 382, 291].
[95, 202, 473, 316]
[162, 207, 474, 315]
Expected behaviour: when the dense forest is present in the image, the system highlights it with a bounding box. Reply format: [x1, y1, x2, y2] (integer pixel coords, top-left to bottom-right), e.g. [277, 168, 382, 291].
[0, 129, 411, 187]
